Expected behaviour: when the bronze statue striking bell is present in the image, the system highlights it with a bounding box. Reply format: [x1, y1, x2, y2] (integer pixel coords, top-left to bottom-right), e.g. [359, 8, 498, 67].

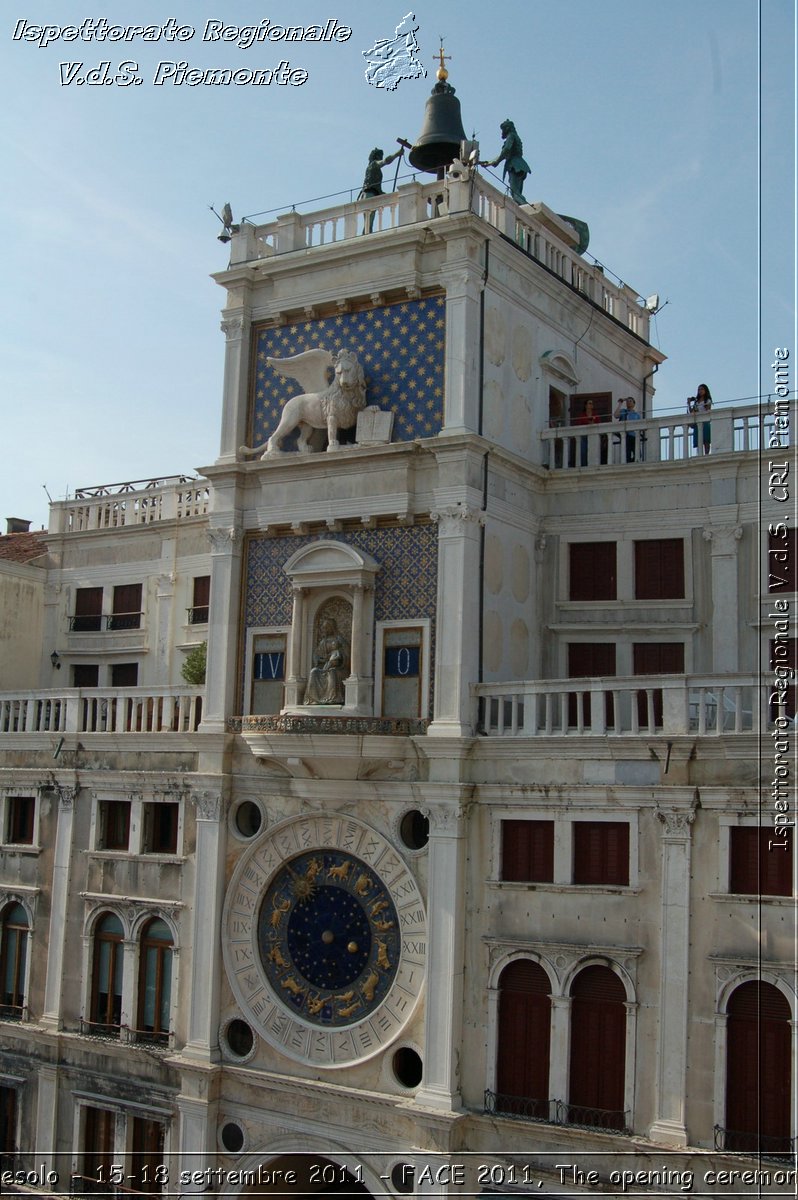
[408, 85, 467, 175]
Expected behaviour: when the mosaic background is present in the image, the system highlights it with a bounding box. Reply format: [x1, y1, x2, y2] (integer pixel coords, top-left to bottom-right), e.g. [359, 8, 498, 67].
[251, 297, 446, 446]
[243, 524, 438, 716]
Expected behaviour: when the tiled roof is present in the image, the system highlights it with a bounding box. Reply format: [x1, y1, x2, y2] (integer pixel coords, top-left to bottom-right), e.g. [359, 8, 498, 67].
[0, 530, 48, 563]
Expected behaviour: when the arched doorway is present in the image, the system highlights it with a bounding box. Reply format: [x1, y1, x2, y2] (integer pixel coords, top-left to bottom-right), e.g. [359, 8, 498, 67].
[568, 965, 627, 1130]
[725, 981, 792, 1154]
[495, 959, 551, 1118]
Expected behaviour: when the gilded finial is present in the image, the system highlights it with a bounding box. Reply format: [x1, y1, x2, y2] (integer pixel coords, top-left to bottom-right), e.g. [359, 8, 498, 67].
[434, 37, 451, 81]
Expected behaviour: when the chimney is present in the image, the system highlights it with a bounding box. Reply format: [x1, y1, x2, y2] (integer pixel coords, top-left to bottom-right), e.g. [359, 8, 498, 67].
[5, 518, 32, 534]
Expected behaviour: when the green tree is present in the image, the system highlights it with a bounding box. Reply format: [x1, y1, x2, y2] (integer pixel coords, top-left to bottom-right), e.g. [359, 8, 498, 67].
[181, 641, 207, 685]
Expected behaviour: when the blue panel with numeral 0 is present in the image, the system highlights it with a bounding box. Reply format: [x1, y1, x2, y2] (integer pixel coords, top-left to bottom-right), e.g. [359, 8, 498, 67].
[254, 652, 285, 681]
[384, 645, 420, 678]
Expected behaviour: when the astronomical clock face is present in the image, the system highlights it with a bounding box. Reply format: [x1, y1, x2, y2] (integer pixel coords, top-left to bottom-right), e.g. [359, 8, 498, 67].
[223, 815, 426, 1067]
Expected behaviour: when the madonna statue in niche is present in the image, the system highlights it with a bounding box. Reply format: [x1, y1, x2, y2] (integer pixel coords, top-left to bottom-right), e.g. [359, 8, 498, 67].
[303, 618, 349, 705]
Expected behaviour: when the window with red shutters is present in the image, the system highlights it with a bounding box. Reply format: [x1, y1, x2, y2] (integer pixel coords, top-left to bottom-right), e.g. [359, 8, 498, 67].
[109, 583, 142, 630]
[725, 981, 792, 1153]
[569, 543, 617, 601]
[496, 960, 551, 1119]
[633, 642, 685, 727]
[82, 1107, 116, 1192]
[568, 966, 627, 1129]
[634, 539, 685, 599]
[190, 575, 210, 624]
[567, 642, 616, 728]
[573, 822, 629, 886]
[72, 587, 103, 632]
[730, 827, 793, 897]
[501, 821, 554, 882]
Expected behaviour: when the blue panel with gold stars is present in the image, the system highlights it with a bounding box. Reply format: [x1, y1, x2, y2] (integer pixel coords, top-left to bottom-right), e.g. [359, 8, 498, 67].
[251, 296, 446, 446]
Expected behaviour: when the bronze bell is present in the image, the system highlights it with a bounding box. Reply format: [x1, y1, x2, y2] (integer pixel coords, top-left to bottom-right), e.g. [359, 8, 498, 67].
[409, 80, 467, 175]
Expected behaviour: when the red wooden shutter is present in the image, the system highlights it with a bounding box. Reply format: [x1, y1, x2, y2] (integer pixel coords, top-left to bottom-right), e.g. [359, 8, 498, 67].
[726, 982, 791, 1151]
[568, 643, 616, 727]
[569, 966, 626, 1127]
[497, 960, 551, 1116]
[502, 820, 554, 882]
[573, 822, 629, 886]
[569, 544, 617, 601]
[730, 827, 793, 897]
[633, 642, 684, 726]
[634, 539, 685, 599]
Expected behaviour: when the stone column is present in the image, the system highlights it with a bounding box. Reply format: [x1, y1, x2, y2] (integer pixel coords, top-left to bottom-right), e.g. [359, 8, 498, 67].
[200, 525, 243, 732]
[703, 525, 743, 672]
[42, 783, 77, 1029]
[34, 1065, 59, 1179]
[415, 798, 467, 1111]
[182, 789, 226, 1062]
[155, 570, 176, 685]
[428, 507, 484, 737]
[344, 584, 374, 713]
[648, 803, 697, 1146]
[217, 312, 251, 464]
[440, 258, 483, 435]
[176, 1088, 219, 1193]
[548, 994, 571, 1118]
[283, 586, 307, 708]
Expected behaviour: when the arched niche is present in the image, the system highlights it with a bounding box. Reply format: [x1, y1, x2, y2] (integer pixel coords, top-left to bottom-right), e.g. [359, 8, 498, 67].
[281, 540, 379, 714]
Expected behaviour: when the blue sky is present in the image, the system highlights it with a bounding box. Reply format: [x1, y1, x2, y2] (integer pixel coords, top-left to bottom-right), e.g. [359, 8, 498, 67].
[2, 0, 795, 529]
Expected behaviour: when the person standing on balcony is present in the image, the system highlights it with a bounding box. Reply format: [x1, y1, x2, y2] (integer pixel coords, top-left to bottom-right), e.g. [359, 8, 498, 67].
[614, 396, 642, 462]
[575, 397, 603, 466]
[687, 383, 712, 454]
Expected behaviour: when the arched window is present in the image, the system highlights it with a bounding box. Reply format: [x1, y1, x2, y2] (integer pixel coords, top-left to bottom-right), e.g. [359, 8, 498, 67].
[725, 981, 792, 1154]
[90, 913, 124, 1034]
[0, 903, 29, 1018]
[568, 965, 627, 1130]
[495, 960, 551, 1119]
[137, 918, 173, 1043]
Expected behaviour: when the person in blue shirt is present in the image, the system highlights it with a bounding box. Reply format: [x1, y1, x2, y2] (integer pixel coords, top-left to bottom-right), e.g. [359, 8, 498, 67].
[614, 396, 642, 462]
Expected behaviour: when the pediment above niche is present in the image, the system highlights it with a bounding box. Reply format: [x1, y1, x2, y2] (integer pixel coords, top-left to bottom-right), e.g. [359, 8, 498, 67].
[539, 350, 580, 388]
[282, 540, 380, 589]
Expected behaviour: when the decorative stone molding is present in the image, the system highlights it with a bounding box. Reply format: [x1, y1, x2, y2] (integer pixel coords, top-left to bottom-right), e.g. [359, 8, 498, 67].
[190, 790, 224, 821]
[55, 784, 78, 811]
[220, 316, 245, 340]
[207, 525, 242, 553]
[654, 803, 698, 838]
[230, 714, 428, 736]
[702, 525, 743, 552]
[426, 803, 468, 837]
[430, 505, 485, 536]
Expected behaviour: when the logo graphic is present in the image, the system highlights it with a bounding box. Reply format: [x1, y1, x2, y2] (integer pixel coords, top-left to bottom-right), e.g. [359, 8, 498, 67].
[362, 12, 426, 91]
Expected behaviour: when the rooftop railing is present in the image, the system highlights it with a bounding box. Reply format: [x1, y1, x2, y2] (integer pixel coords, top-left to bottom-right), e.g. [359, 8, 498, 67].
[0, 687, 204, 735]
[230, 174, 651, 341]
[49, 476, 210, 534]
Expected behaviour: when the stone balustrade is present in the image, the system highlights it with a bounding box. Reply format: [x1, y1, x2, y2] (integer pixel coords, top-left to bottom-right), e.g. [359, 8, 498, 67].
[542, 403, 789, 470]
[475, 674, 760, 737]
[231, 174, 649, 340]
[0, 687, 204, 735]
[49, 476, 210, 534]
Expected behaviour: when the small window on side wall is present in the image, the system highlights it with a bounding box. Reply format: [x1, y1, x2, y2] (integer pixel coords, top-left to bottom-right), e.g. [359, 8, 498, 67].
[98, 800, 131, 852]
[6, 797, 35, 845]
[501, 820, 554, 882]
[730, 827, 793, 897]
[573, 822, 629, 886]
[569, 543, 617, 601]
[634, 539, 685, 599]
[142, 803, 179, 855]
[190, 576, 210, 625]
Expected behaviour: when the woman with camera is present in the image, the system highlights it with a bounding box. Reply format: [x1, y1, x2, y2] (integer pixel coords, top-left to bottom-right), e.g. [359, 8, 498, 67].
[688, 383, 712, 454]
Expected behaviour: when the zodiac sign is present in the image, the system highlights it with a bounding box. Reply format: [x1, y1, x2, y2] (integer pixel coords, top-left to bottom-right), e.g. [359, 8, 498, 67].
[281, 976, 304, 996]
[373, 918, 394, 932]
[270, 897, 291, 928]
[338, 1000, 361, 1018]
[370, 898, 389, 917]
[268, 944, 288, 968]
[362, 970, 379, 1002]
[304, 857, 324, 882]
[306, 993, 326, 1015]
[335, 990, 355, 1004]
[376, 939, 391, 970]
[327, 860, 351, 882]
[355, 873, 372, 897]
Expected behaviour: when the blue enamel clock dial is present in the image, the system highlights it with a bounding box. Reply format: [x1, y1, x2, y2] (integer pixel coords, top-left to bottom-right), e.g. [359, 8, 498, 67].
[258, 850, 400, 1027]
